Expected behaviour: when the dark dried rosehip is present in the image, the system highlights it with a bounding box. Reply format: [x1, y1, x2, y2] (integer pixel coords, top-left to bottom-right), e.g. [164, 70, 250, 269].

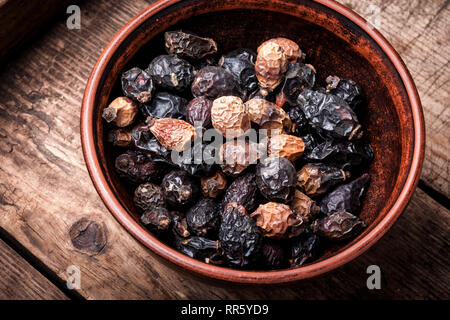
[161, 170, 200, 209]
[141, 92, 187, 119]
[121, 67, 154, 103]
[262, 241, 285, 268]
[171, 214, 190, 238]
[186, 198, 220, 237]
[134, 182, 166, 212]
[175, 139, 218, 176]
[186, 96, 213, 128]
[131, 126, 173, 165]
[287, 106, 309, 136]
[201, 171, 227, 198]
[115, 150, 169, 185]
[320, 173, 370, 216]
[219, 202, 262, 267]
[256, 156, 297, 203]
[300, 133, 321, 153]
[221, 173, 260, 212]
[108, 127, 134, 147]
[191, 66, 240, 98]
[281, 63, 316, 105]
[173, 236, 221, 263]
[165, 30, 217, 59]
[297, 163, 350, 197]
[289, 230, 321, 267]
[148, 54, 194, 92]
[313, 211, 367, 241]
[297, 89, 362, 140]
[140, 207, 172, 231]
[326, 76, 363, 111]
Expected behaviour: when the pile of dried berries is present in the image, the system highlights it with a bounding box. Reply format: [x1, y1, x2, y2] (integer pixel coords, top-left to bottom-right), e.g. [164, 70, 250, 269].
[103, 31, 373, 270]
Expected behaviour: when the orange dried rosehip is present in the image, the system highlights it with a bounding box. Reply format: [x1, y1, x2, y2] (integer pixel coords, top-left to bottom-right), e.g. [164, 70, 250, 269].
[211, 96, 250, 138]
[219, 140, 259, 176]
[245, 98, 292, 135]
[269, 37, 302, 63]
[255, 40, 288, 90]
[268, 134, 305, 162]
[102, 97, 138, 127]
[250, 202, 306, 239]
[147, 116, 195, 152]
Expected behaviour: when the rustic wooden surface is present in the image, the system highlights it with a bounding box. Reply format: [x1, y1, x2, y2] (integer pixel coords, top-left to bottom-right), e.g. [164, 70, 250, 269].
[0, 0, 448, 300]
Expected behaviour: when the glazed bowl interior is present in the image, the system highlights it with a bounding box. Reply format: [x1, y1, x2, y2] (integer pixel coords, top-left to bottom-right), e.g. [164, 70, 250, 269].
[82, 0, 423, 283]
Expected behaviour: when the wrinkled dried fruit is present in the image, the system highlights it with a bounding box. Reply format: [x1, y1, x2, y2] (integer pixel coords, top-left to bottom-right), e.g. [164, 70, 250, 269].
[102, 97, 138, 127]
[211, 96, 250, 138]
[219, 202, 262, 267]
[115, 150, 168, 184]
[174, 236, 221, 263]
[262, 241, 285, 268]
[186, 96, 213, 128]
[191, 66, 239, 98]
[287, 106, 309, 136]
[289, 230, 321, 267]
[281, 63, 315, 105]
[320, 173, 370, 216]
[297, 163, 350, 197]
[147, 117, 196, 152]
[121, 67, 154, 103]
[313, 211, 367, 241]
[268, 134, 305, 162]
[108, 127, 134, 147]
[134, 182, 166, 212]
[255, 40, 288, 91]
[165, 30, 217, 59]
[326, 76, 363, 111]
[256, 156, 297, 202]
[290, 190, 320, 222]
[219, 140, 259, 176]
[141, 92, 187, 119]
[297, 89, 362, 140]
[251, 202, 306, 239]
[176, 139, 217, 176]
[140, 207, 172, 231]
[201, 171, 227, 198]
[245, 98, 292, 135]
[171, 214, 190, 238]
[186, 198, 220, 237]
[162, 170, 200, 209]
[221, 172, 259, 212]
[300, 133, 320, 153]
[131, 126, 173, 164]
[304, 140, 373, 170]
[148, 54, 194, 92]
[269, 37, 302, 63]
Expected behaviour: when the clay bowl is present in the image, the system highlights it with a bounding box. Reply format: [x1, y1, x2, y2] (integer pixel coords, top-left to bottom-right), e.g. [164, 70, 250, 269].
[81, 0, 425, 283]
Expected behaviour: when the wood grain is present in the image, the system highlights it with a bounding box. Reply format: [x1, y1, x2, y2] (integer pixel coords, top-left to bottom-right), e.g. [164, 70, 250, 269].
[337, 0, 450, 197]
[0, 238, 68, 300]
[0, 0, 448, 299]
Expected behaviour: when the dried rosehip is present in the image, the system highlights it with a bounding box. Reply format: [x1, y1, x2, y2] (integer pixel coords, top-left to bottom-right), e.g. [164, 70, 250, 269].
[256, 156, 297, 203]
[147, 116, 196, 152]
[255, 40, 288, 90]
[219, 202, 262, 267]
[313, 211, 367, 241]
[289, 230, 321, 267]
[176, 139, 217, 176]
[162, 170, 200, 209]
[121, 67, 154, 103]
[140, 207, 172, 231]
[173, 236, 221, 263]
[115, 150, 168, 185]
[211, 96, 250, 138]
[221, 172, 259, 212]
[219, 140, 258, 176]
[297, 163, 350, 197]
[108, 127, 134, 147]
[268, 134, 305, 162]
[219, 48, 258, 97]
[290, 190, 320, 222]
[297, 89, 362, 140]
[102, 97, 138, 127]
[134, 182, 166, 212]
[201, 171, 227, 198]
[262, 241, 285, 268]
[186, 96, 213, 128]
[287, 106, 309, 136]
[141, 92, 187, 119]
[251, 202, 306, 239]
[320, 173, 370, 216]
[186, 198, 220, 237]
[300, 133, 321, 153]
[326, 76, 363, 111]
[131, 126, 173, 164]
[191, 66, 239, 98]
[245, 98, 292, 135]
[269, 37, 302, 63]
[171, 214, 190, 238]
[281, 63, 316, 105]
[148, 54, 194, 92]
[165, 30, 218, 59]
[304, 140, 373, 170]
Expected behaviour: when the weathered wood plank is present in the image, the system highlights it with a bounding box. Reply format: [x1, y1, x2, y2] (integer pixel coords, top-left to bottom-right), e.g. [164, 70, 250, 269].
[0, 0, 448, 300]
[0, 238, 68, 300]
[337, 0, 450, 197]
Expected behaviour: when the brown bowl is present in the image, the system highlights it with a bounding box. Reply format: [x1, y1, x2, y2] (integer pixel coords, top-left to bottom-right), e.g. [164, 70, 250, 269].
[81, 0, 425, 283]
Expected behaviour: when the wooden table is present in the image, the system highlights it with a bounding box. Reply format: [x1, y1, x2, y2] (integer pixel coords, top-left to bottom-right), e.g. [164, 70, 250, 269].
[0, 0, 448, 300]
